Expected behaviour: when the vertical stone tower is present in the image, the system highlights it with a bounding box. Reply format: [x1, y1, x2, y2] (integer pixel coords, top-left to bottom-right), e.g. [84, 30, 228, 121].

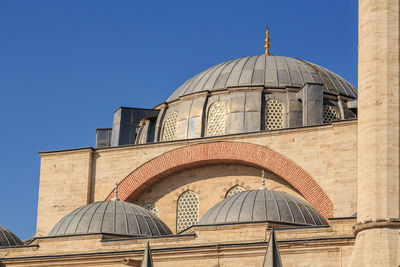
[349, 0, 400, 266]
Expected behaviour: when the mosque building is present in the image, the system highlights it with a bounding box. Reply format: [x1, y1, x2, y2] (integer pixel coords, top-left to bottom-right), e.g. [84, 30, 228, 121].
[0, 0, 399, 266]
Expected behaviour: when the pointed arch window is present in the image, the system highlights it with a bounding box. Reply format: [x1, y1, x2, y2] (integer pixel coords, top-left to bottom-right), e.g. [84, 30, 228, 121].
[162, 112, 177, 141]
[207, 102, 226, 136]
[143, 204, 159, 217]
[225, 185, 246, 198]
[176, 190, 199, 232]
[265, 100, 284, 130]
[323, 105, 339, 124]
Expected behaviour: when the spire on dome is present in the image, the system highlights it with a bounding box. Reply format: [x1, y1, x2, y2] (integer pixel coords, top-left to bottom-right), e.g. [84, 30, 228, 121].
[260, 170, 266, 190]
[264, 25, 271, 56]
[263, 228, 282, 267]
[112, 182, 120, 201]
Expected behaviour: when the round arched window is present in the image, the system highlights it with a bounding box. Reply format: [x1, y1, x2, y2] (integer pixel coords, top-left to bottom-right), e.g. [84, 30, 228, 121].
[143, 204, 159, 217]
[162, 112, 178, 141]
[225, 185, 246, 198]
[266, 100, 285, 130]
[207, 102, 226, 136]
[323, 105, 339, 124]
[176, 190, 199, 232]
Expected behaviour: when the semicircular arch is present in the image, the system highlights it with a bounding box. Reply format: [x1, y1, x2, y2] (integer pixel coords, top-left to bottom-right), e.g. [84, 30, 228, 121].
[106, 141, 333, 219]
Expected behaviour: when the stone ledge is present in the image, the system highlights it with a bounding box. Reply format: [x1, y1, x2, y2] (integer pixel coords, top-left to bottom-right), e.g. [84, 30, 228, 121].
[353, 218, 400, 235]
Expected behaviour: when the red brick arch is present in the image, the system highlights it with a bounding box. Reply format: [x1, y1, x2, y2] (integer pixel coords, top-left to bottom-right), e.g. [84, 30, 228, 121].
[106, 141, 333, 218]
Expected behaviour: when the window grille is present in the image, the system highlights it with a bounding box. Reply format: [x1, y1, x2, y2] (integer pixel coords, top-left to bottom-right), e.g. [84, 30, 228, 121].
[162, 112, 177, 141]
[266, 100, 284, 130]
[207, 102, 226, 136]
[225, 185, 246, 198]
[176, 190, 199, 232]
[143, 204, 159, 217]
[323, 105, 339, 124]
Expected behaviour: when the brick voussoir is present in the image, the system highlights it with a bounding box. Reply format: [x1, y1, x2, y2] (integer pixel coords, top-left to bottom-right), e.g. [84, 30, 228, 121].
[106, 141, 333, 219]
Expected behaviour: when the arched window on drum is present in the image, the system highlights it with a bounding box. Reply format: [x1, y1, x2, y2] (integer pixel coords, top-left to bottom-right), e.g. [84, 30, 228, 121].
[225, 185, 246, 198]
[265, 100, 284, 130]
[323, 105, 339, 124]
[176, 190, 199, 233]
[143, 204, 159, 217]
[207, 102, 226, 136]
[162, 112, 178, 141]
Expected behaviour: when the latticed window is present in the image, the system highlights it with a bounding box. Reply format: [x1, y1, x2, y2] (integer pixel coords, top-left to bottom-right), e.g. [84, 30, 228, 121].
[323, 105, 339, 124]
[143, 204, 159, 217]
[265, 100, 284, 130]
[207, 102, 226, 136]
[162, 112, 177, 141]
[225, 185, 246, 198]
[176, 190, 199, 233]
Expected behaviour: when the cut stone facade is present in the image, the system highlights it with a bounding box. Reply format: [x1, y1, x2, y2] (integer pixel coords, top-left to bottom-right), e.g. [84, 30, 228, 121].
[1, 1, 400, 265]
[36, 120, 357, 237]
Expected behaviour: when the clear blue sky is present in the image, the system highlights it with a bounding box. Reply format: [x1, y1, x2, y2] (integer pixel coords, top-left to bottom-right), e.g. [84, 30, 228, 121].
[0, 0, 358, 240]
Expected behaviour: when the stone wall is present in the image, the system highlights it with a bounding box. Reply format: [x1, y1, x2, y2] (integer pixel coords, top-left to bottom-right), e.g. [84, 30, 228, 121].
[37, 120, 357, 236]
[3, 219, 355, 267]
[135, 164, 302, 233]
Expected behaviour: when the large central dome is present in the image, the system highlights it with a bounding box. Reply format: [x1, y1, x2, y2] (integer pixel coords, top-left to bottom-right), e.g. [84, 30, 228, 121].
[133, 54, 357, 145]
[167, 55, 357, 102]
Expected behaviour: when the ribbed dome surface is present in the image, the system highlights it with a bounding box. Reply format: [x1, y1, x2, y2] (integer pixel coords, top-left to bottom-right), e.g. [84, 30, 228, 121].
[167, 55, 357, 102]
[198, 190, 328, 226]
[0, 225, 23, 247]
[49, 201, 172, 237]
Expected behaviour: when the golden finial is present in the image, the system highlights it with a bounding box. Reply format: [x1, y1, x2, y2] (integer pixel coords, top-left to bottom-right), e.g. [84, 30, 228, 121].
[264, 25, 271, 56]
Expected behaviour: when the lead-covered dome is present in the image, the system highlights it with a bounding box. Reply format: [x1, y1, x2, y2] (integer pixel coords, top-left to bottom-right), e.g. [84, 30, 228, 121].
[133, 54, 357, 145]
[198, 190, 328, 226]
[0, 225, 23, 247]
[49, 201, 172, 237]
[167, 55, 357, 102]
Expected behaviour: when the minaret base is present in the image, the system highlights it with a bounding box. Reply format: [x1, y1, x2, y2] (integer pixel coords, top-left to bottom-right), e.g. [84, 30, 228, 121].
[348, 227, 400, 266]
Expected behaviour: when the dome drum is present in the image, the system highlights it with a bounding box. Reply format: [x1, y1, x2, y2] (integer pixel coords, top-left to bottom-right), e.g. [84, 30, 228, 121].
[137, 85, 356, 144]
[96, 55, 358, 147]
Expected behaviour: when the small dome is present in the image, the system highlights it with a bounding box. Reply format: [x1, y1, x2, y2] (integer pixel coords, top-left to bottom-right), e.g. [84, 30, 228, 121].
[167, 55, 357, 102]
[198, 190, 328, 226]
[0, 225, 23, 247]
[49, 201, 172, 237]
